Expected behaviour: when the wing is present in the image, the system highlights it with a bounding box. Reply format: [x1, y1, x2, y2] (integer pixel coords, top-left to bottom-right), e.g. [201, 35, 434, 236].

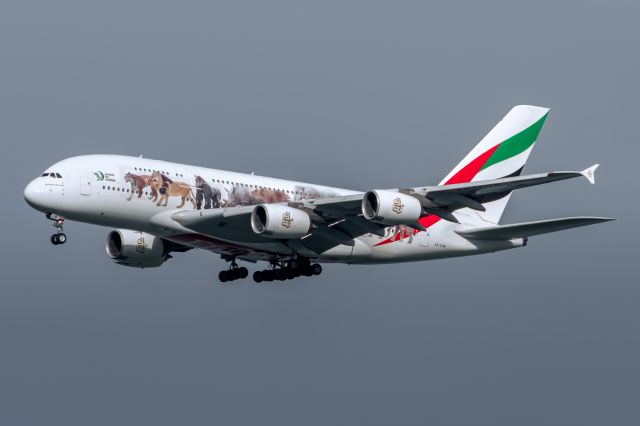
[148, 197, 383, 261]
[402, 165, 598, 218]
[148, 164, 599, 260]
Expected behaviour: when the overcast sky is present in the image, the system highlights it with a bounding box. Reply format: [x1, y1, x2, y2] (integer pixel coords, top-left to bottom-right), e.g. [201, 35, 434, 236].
[1, 1, 638, 425]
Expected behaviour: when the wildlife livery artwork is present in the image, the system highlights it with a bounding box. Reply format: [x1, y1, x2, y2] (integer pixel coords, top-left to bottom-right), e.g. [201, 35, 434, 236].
[150, 171, 196, 209]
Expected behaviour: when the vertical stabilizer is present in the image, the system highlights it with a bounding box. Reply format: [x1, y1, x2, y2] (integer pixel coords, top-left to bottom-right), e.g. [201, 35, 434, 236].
[441, 105, 549, 224]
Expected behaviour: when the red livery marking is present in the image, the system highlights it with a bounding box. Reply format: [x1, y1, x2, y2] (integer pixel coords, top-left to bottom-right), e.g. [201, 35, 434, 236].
[444, 144, 499, 185]
[374, 143, 501, 247]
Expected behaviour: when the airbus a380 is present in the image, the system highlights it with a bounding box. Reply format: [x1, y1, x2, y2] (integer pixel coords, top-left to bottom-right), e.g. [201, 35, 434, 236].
[24, 105, 612, 282]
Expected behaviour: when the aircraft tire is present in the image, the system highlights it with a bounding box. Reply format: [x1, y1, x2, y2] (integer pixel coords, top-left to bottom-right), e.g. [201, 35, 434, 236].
[264, 270, 275, 281]
[311, 264, 322, 276]
[238, 267, 248, 279]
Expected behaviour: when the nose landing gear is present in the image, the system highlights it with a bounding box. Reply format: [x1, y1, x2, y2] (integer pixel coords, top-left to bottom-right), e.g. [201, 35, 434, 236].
[47, 213, 67, 245]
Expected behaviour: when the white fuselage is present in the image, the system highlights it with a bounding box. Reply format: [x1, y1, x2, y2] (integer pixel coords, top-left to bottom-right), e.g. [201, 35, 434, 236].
[24, 155, 522, 264]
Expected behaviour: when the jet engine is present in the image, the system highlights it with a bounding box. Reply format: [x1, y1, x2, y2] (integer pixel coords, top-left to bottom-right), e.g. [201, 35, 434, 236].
[362, 189, 423, 225]
[106, 230, 167, 268]
[251, 204, 311, 239]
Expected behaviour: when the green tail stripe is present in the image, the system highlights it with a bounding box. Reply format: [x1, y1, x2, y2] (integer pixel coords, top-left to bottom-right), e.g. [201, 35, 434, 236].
[481, 113, 548, 171]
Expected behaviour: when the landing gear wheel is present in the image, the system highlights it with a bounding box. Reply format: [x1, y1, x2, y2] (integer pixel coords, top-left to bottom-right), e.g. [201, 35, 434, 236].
[47, 214, 66, 246]
[219, 256, 250, 282]
[311, 264, 322, 276]
[263, 270, 275, 282]
[275, 268, 287, 281]
[238, 267, 248, 279]
[253, 271, 263, 283]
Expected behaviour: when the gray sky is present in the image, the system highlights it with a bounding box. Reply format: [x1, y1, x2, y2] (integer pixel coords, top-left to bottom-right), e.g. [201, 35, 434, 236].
[1, 1, 638, 425]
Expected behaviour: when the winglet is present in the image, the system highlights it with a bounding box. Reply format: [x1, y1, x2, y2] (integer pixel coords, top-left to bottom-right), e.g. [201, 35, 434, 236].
[581, 164, 599, 184]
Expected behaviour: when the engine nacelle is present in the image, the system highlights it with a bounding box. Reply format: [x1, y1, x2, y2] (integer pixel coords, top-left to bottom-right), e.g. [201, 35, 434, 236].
[251, 204, 311, 239]
[362, 189, 423, 225]
[106, 230, 167, 268]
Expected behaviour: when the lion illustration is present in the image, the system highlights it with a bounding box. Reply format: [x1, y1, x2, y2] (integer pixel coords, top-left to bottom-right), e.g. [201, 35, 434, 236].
[124, 172, 158, 201]
[151, 171, 196, 208]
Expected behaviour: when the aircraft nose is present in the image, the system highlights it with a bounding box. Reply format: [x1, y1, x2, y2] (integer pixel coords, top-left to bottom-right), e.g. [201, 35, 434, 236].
[24, 179, 45, 209]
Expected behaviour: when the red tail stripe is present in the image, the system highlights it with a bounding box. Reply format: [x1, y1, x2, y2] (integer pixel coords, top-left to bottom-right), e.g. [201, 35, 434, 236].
[443, 144, 499, 185]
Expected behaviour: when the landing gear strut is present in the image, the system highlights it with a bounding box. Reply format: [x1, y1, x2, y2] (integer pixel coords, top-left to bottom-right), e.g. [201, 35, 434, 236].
[47, 213, 67, 245]
[218, 257, 248, 283]
[253, 258, 322, 283]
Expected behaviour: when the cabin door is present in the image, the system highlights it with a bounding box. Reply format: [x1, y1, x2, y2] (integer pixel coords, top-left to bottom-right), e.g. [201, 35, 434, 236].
[80, 176, 92, 196]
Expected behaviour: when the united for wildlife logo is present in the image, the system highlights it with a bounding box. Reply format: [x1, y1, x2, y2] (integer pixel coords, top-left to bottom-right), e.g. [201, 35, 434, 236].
[94, 171, 116, 182]
[392, 197, 405, 214]
[281, 211, 294, 228]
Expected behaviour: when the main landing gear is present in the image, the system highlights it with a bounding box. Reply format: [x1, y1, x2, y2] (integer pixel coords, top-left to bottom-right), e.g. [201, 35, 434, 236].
[218, 259, 248, 283]
[217, 257, 322, 283]
[252, 259, 322, 283]
[47, 213, 67, 245]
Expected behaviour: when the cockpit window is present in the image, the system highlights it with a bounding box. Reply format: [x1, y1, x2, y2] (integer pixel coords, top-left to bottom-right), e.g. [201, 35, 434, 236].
[41, 173, 49, 177]
[55, 173, 62, 178]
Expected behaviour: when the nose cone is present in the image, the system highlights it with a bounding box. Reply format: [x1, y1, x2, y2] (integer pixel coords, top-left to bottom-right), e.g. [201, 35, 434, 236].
[24, 179, 48, 211]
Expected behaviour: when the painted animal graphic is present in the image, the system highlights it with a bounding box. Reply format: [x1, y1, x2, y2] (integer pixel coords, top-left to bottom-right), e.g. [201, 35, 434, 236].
[227, 186, 254, 207]
[151, 171, 196, 208]
[293, 185, 329, 201]
[250, 188, 289, 204]
[124, 172, 158, 201]
[194, 175, 221, 210]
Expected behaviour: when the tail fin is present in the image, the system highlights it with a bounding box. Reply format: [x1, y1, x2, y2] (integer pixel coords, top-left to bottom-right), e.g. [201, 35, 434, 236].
[441, 105, 550, 224]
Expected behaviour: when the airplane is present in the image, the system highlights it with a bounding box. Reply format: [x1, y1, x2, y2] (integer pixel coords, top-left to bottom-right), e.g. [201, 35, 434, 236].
[23, 105, 612, 283]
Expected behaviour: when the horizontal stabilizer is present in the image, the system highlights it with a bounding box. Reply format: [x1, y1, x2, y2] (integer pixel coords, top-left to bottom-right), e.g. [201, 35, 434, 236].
[456, 216, 613, 240]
